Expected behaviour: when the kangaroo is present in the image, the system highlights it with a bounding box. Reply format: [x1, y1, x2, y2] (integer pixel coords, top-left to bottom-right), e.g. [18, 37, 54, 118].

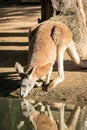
[15, 20, 87, 97]
[17, 99, 58, 130]
[52, 102, 80, 130]
[17, 99, 80, 130]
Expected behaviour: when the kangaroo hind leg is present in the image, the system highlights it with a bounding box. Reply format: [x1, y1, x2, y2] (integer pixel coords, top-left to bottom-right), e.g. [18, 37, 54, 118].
[67, 40, 87, 68]
[69, 106, 80, 130]
[47, 47, 65, 91]
[53, 103, 68, 130]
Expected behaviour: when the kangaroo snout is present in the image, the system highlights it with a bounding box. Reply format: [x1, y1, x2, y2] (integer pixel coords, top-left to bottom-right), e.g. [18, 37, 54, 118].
[15, 62, 36, 97]
[21, 79, 35, 97]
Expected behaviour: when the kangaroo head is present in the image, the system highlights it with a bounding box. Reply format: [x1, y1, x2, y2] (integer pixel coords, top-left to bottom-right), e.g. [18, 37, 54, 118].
[15, 62, 36, 97]
[21, 99, 36, 117]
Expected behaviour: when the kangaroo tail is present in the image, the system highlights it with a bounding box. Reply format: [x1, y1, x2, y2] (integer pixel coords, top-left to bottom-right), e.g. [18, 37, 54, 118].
[66, 40, 87, 68]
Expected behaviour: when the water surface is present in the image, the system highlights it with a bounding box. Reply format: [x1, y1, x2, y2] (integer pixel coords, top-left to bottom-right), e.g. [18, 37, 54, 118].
[0, 97, 87, 130]
[0, 97, 33, 130]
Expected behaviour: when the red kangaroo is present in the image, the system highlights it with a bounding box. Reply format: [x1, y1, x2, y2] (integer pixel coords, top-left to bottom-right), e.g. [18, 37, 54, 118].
[15, 20, 87, 97]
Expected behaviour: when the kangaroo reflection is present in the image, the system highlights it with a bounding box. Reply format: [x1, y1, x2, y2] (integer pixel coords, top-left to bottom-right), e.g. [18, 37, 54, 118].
[17, 99, 80, 130]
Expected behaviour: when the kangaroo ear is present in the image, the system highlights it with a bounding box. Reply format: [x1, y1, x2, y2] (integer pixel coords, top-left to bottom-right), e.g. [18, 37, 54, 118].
[15, 62, 24, 78]
[24, 66, 36, 79]
[51, 26, 62, 45]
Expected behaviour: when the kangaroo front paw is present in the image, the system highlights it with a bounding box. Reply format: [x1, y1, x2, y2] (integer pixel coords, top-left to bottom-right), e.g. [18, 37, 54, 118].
[47, 77, 64, 91]
[42, 82, 49, 91]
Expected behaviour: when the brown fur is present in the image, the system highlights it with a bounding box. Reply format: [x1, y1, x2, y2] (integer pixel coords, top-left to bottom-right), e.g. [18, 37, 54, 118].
[26, 21, 72, 78]
[15, 20, 87, 97]
[32, 113, 58, 130]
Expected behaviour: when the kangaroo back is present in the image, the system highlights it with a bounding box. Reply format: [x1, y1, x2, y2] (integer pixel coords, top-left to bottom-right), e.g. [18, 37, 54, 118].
[15, 20, 87, 97]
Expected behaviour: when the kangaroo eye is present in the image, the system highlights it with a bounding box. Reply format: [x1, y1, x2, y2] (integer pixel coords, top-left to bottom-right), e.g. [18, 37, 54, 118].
[23, 103, 26, 106]
[23, 90, 25, 93]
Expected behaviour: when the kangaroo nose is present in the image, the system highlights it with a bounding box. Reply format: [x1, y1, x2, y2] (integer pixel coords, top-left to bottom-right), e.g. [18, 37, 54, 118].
[21, 89, 26, 97]
[21, 93, 24, 97]
[21, 92, 25, 97]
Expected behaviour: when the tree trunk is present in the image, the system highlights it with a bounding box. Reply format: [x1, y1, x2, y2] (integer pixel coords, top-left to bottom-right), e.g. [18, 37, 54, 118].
[40, 0, 77, 22]
[40, 0, 86, 26]
[75, 0, 87, 58]
[39, 0, 53, 22]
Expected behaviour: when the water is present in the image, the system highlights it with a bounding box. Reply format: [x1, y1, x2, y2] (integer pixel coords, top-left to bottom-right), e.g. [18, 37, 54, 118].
[0, 97, 87, 130]
[0, 97, 33, 130]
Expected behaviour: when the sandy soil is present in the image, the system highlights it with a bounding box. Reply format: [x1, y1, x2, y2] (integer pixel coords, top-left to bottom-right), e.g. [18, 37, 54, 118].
[0, 5, 87, 107]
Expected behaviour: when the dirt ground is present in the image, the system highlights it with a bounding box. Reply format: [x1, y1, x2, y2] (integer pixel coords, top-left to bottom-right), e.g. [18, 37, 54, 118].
[0, 5, 87, 107]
